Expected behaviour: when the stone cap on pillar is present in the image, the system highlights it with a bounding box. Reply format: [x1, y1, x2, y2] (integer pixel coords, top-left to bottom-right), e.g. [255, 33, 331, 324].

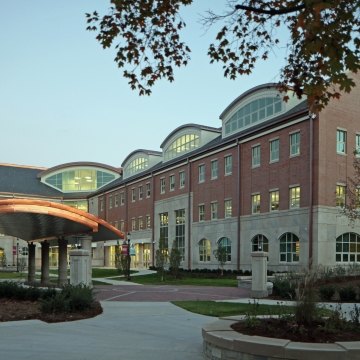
[69, 249, 90, 256]
[251, 251, 269, 258]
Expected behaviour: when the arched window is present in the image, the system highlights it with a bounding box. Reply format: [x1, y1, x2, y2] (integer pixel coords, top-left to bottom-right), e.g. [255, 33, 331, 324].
[251, 234, 269, 252]
[165, 134, 200, 160]
[279, 233, 299, 262]
[199, 238, 211, 262]
[225, 97, 282, 135]
[336, 232, 360, 263]
[126, 157, 149, 176]
[218, 237, 231, 262]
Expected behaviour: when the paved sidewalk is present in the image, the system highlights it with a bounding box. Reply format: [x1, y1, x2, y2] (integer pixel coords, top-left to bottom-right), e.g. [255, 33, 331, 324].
[0, 302, 211, 360]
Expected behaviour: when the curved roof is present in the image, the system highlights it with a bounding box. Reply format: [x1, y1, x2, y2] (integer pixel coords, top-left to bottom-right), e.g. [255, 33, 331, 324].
[38, 162, 121, 178]
[160, 124, 220, 149]
[0, 199, 124, 242]
[219, 83, 280, 120]
[121, 149, 162, 168]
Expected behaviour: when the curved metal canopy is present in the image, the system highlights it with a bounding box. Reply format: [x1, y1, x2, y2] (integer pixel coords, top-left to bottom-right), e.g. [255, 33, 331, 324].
[0, 199, 124, 242]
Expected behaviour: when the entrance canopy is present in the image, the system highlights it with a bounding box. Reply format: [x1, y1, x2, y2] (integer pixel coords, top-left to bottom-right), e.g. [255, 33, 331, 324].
[0, 199, 124, 242]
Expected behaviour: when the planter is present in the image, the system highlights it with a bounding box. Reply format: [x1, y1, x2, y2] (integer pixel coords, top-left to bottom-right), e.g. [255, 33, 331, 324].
[202, 317, 360, 360]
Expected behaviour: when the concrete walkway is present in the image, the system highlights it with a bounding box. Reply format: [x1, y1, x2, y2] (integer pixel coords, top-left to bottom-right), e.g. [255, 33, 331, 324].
[0, 301, 211, 360]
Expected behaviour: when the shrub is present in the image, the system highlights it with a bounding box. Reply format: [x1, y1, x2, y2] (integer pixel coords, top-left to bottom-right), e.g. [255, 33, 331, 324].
[319, 285, 336, 301]
[338, 286, 357, 302]
[272, 277, 296, 300]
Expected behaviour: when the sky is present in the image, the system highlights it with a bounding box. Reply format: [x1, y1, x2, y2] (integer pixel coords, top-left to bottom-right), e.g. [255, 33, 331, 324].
[0, 1, 289, 169]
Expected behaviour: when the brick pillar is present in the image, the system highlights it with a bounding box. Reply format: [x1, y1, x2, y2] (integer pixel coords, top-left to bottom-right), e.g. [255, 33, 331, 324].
[27, 242, 36, 284]
[40, 241, 50, 285]
[58, 238, 68, 286]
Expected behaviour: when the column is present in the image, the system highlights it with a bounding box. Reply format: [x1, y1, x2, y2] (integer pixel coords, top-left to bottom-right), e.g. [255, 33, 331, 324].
[58, 238, 68, 286]
[104, 246, 111, 267]
[40, 240, 50, 285]
[79, 235, 92, 286]
[250, 251, 269, 298]
[27, 242, 36, 284]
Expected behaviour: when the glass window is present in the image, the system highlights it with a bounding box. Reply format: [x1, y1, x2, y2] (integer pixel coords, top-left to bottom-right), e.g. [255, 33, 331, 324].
[336, 232, 360, 263]
[164, 133, 200, 161]
[100, 198, 104, 211]
[109, 195, 113, 209]
[120, 192, 125, 205]
[224, 155, 232, 175]
[169, 175, 175, 191]
[211, 202, 218, 220]
[126, 157, 149, 176]
[270, 190, 279, 211]
[138, 186, 143, 200]
[199, 239, 211, 262]
[252, 145, 261, 168]
[252, 194, 261, 214]
[279, 233, 300, 262]
[336, 185, 346, 207]
[120, 220, 125, 231]
[114, 194, 119, 207]
[198, 164, 205, 183]
[198, 204, 205, 222]
[289, 186, 301, 209]
[131, 188, 136, 202]
[356, 134, 360, 157]
[179, 171, 186, 189]
[337, 129, 347, 154]
[290, 132, 300, 156]
[160, 178, 166, 194]
[218, 237, 231, 261]
[146, 215, 151, 228]
[252, 234, 269, 252]
[211, 160, 218, 179]
[270, 139, 279, 162]
[146, 183, 151, 197]
[224, 199, 232, 218]
[159, 213, 169, 250]
[138, 216, 143, 230]
[224, 97, 283, 135]
[131, 218, 136, 231]
[175, 209, 185, 260]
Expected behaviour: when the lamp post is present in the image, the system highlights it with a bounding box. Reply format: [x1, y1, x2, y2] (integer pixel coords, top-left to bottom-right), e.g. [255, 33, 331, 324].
[127, 232, 131, 281]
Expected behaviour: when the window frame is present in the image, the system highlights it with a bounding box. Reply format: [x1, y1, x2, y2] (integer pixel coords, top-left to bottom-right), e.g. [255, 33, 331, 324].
[198, 164, 205, 183]
[224, 199, 232, 218]
[289, 131, 300, 157]
[269, 190, 279, 211]
[251, 144, 261, 168]
[211, 201, 218, 220]
[251, 193, 261, 214]
[224, 155, 233, 176]
[289, 186, 301, 209]
[336, 129, 347, 155]
[269, 138, 279, 163]
[198, 204, 205, 222]
[211, 159, 218, 180]
[160, 178, 166, 194]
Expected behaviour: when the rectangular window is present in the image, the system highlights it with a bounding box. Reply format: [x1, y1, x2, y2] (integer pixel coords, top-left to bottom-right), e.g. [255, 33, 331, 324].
[138, 186, 143, 200]
[109, 195, 113, 209]
[114, 221, 118, 229]
[211, 159, 218, 179]
[175, 209, 185, 261]
[146, 182, 151, 197]
[131, 218, 136, 231]
[146, 215, 151, 229]
[159, 213, 169, 250]
[356, 134, 360, 156]
[224, 155, 232, 175]
[337, 129, 347, 154]
[198, 204, 205, 222]
[120, 220, 125, 231]
[120, 192, 125, 205]
[290, 132, 300, 156]
[179, 171, 185, 189]
[114, 194, 119, 207]
[169, 175, 175, 191]
[100, 198, 104, 211]
[131, 188, 136, 202]
[269, 190, 279, 211]
[198, 164, 205, 183]
[336, 185, 346, 207]
[252, 145, 261, 168]
[251, 194, 261, 214]
[224, 199, 232, 218]
[160, 178, 166, 194]
[269, 139, 279, 162]
[211, 202, 218, 220]
[289, 186, 301, 208]
[138, 216, 143, 230]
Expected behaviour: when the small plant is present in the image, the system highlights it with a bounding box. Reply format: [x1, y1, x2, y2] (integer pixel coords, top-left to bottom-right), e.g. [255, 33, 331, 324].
[169, 240, 182, 279]
[0, 253, 7, 267]
[272, 276, 296, 300]
[155, 237, 168, 282]
[319, 284, 336, 301]
[213, 243, 227, 276]
[244, 300, 260, 329]
[338, 285, 357, 302]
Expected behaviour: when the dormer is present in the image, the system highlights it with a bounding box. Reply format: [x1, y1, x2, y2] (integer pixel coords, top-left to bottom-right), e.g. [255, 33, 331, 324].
[122, 150, 162, 179]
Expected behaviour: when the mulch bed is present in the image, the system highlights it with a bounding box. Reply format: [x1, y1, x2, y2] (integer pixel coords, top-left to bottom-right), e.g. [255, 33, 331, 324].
[0, 299, 103, 323]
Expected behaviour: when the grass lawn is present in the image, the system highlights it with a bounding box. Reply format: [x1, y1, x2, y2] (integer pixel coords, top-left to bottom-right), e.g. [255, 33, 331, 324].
[171, 301, 333, 318]
[0, 272, 27, 279]
[119, 273, 238, 286]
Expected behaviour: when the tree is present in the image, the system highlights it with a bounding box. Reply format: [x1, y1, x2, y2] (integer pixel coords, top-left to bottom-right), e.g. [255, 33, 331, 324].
[342, 153, 360, 222]
[86, 1, 360, 110]
[155, 237, 168, 281]
[169, 240, 182, 279]
[213, 243, 228, 276]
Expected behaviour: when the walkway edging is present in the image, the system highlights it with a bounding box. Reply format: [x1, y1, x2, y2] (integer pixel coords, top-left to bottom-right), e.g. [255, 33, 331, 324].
[202, 317, 360, 360]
